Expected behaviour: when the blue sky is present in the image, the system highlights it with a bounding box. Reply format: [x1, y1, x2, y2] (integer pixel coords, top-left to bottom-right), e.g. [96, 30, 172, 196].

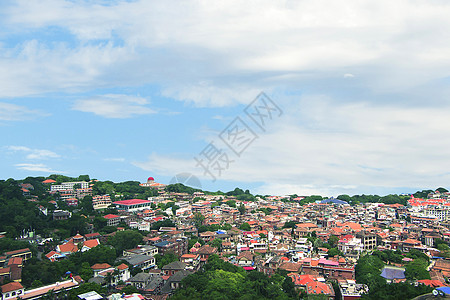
[1, 0, 450, 196]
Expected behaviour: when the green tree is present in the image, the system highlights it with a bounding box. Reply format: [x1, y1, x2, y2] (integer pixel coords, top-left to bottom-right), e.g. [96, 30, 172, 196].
[282, 221, 298, 229]
[154, 252, 178, 269]
[226, 200, 236, 208]
[108, 230, 143, 256]
[79, 262, 94, 281]
[193, 212, 205, 228]
[121, 285, 139, 294]
[238, 203, 246, 215]
[31, 280, 44, 288]
[150, 218, 175, 230]
[327, 248, 342, 257]
[68, 283, 106, 300]
[327, 235, 339, 248]
[239, 222, 251, 231]
[405, 259, 431, 280]
[80, 196, 94, 214]
[209, 238, 222, 251]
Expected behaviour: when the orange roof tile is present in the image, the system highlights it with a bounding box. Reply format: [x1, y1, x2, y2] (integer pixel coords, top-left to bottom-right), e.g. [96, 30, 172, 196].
[91, 263, 112, 270]
[1, 282, 23, 293]
[116, 263, 129, 270]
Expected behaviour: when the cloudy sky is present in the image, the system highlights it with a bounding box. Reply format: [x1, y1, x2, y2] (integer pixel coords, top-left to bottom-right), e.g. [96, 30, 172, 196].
[1, 0, 450, 196]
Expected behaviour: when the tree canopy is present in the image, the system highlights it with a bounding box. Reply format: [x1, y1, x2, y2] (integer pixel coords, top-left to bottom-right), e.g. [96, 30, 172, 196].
[171, 255, 293, 300]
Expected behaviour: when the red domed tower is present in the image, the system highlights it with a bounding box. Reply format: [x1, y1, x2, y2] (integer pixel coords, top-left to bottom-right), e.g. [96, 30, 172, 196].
[147, 177, 155, 184]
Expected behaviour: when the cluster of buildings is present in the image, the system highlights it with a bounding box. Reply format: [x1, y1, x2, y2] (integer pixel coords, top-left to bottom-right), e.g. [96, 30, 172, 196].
[7, 178, 450, 299]
[46, 180, 93, 207]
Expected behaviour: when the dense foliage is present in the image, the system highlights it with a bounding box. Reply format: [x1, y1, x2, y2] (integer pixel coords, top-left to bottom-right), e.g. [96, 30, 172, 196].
[22, 245, 117, 287]
[337, 194, 410, 206]
[0, 179, 48, 237]
[171, 255, 296, 300]
[355, 254, 433, 300]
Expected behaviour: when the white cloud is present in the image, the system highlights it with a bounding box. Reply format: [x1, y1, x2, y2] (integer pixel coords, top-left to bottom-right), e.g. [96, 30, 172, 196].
[343, 73, 355, 78]
[1, 1, 450, 105]
[0, 102, 48, 121]
[134, 94, 450, 195]
[15, 163, 63, 173]
[7, 146, 60, 160]
[161, 83, 263, 107]
[72, 94, 156, 118]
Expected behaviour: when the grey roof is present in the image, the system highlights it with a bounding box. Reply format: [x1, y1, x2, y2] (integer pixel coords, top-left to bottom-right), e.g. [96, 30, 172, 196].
[129, 272, 152, 283]
[88, 277, 105, 285]
[144, 275, 164, 291]
[162, 261, 187, 270]
[122, 254, 154, 266]
[320, 198, 348, 205]
[170, 270, 192, 282]
[154, 241, 170, 247]
[160, 270, 193, 294]
[380, 266, 405, 280]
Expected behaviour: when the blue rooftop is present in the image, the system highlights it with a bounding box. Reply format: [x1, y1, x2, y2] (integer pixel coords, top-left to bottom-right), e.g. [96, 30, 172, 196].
[380, 266, 405, 280]
[154, 241, 170, 247]
[320, 197, 348, 205]
[437, 287, 450, 295]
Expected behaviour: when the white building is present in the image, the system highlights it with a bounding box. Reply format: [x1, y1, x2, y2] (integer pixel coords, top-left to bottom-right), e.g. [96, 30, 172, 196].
[51, 181, 89, 192]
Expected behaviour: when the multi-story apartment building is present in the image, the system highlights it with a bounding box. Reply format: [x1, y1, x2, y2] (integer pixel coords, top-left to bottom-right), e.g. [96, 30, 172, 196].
[92, 195, 112, 210]
[50, 181, 89, 192]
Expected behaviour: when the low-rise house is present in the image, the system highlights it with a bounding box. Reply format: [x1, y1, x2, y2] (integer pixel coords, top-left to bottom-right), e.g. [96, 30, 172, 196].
[129, 272, 151, 290]
[103, 214, 121, 227]
[160, 270, 193, 295]
[4, 249, 32, 262]
[306, 281, 335, 299]
[80, 239, 100, 252]
[1, 282, 24, 300]
[236, 251, 254, 267]
[339, 279, 368, 300]
[121, 254, 156, 271]
[162, 261, 187, 276]
[180, 254, 200, 271]
[154, 238, 188, 257]
[196, 245, 218, 263]
[91, 263, 114, 277]
[123, 245, 158, 257]
[16, 278, 79, 300]
[45, 251, 65, 263]
[90, 263, 130, 286]
[56, 242, 78, 256]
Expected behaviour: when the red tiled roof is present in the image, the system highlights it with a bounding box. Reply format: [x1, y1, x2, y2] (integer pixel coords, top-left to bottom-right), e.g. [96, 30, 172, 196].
[296, 223, 318, 228]
[82, 239, 100, 249]
[91, 263, 112, 270]
[7, 257, 23, 265]
[1, 282, 23, 293]
[58, 242, 78, 253]
[113, 199, 151, 205]
[45, 251, 59, 260]
[417, 279, 446, 287]
[42, 179, 56, 184]
[103, 214, 120, 219]
[307, 281, 332, 295]
[117, 263, 129, 270]
[5, 248, 31, 256]
[85, 233, 101, 238]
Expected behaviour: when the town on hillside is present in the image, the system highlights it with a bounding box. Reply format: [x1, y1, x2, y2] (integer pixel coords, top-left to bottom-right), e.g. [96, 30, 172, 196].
[1, 176, 450, 299]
